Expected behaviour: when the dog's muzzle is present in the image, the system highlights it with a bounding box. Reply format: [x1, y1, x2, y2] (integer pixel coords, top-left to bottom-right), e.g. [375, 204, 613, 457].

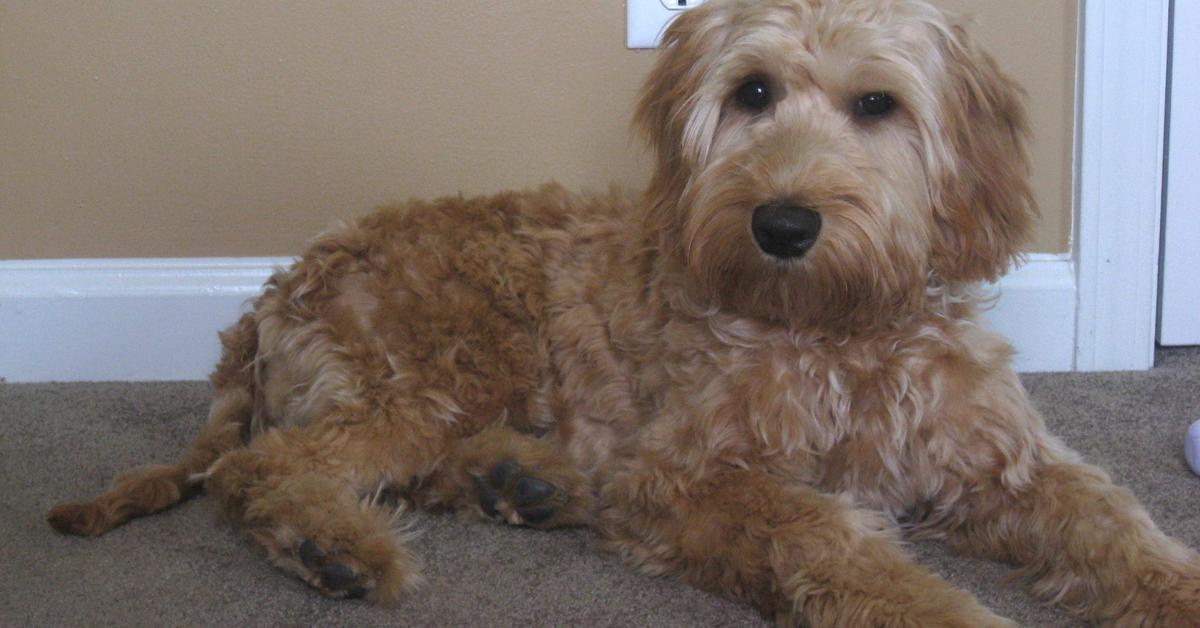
[751, 203, 822, 261]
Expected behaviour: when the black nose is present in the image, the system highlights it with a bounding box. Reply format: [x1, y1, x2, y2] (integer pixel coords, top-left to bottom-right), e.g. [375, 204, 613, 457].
[751, 203, 822, 260]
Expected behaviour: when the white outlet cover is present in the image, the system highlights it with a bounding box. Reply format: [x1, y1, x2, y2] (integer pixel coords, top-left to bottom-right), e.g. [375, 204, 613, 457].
[627, 0, 707, 49]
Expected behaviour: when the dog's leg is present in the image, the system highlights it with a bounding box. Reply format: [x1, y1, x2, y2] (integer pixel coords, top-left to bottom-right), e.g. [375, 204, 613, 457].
[601, 467, 1012, 627]
[48, 313, 258, 537]
[47, 388, 250, 536]
[420, 424, 593, 528]
[201, 419, 422, 605]
[934, 371, 1200, 625]
[946, 458, 1200, 625]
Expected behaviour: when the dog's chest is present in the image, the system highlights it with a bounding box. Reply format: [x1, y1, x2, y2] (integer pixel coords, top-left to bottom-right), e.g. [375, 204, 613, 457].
[635, 321, 963, 507]
[737, 343, 933, 463]
[543, 262, 978, 512]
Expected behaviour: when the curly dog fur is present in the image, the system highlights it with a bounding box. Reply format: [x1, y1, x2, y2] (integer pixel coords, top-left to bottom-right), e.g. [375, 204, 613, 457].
[48, 0, 1200, 624]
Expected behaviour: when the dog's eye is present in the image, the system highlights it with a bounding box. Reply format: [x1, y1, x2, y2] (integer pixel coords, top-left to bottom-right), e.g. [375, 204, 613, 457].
[735, 79, 772, 112]
[855, 92, 896, 118]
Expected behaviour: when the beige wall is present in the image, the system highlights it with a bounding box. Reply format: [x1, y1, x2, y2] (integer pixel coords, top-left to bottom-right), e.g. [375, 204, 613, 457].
[0, 1, 1076, 259]
[940, 0, 1078, 254]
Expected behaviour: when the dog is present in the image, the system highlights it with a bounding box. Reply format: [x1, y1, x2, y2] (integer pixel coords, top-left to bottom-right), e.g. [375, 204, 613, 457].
[48, 0, 1200, 625]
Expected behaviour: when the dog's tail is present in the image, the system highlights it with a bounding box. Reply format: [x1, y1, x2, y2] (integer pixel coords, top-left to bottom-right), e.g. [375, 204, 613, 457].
[47, 313, 259, 537]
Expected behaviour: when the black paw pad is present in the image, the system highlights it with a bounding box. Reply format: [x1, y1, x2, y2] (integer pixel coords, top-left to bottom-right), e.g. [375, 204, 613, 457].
[319, 562, 357, 590]
[474, 476, 500, 517]
[475, 461, 560, 526]
[517, 505, 556, 524]
[299, 539, 325, 568]
[489, 459, 520, 486]
[296, 540, 371, 600]
[514, 476, 553, 507]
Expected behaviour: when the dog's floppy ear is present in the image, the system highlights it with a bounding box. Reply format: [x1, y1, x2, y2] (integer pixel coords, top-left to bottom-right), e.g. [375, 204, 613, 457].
[633, 6, 724, 173]
[632, 6, 726, 237]
[927, 21, 1037, 284]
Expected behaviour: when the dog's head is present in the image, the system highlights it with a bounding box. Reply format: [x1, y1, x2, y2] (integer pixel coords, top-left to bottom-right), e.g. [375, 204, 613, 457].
[636, 0, 1035, 332]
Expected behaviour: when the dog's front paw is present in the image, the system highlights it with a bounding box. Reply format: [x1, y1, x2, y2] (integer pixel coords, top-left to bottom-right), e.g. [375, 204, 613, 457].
[472, 459, 568, 527]
[269, 533, 417, 606]
[296, 539, 373, 599]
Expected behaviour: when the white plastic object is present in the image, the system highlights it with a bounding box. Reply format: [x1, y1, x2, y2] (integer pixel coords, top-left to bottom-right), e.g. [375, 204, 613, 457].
[1187, 420, 1200, 478]
[627, 0, 708, 49]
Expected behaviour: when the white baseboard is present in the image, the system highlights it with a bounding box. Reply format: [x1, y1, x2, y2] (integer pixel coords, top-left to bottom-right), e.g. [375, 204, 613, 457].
[980, 255, 1077, 373]
[0, 258, 292, 383]
[0, 255, 1077, 382]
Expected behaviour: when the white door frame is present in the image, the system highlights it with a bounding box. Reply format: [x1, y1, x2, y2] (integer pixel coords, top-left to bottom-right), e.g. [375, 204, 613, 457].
[1159, 0, 1200, 346]
[1074, 0, 1171, 371]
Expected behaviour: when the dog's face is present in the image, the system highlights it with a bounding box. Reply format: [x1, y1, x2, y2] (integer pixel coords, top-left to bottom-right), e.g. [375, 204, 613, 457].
[637, 0, 1035, 332]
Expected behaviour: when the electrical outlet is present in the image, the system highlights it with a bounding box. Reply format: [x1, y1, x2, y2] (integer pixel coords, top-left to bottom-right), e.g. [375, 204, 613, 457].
[627, 0, 707, 49]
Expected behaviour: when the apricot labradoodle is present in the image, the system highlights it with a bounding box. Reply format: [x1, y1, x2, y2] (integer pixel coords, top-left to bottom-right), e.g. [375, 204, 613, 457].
[49, 0, 1200, 625]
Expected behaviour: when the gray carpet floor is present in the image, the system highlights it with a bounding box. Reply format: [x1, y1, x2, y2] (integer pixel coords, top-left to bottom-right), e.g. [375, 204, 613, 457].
[3, 349, 1199, 627]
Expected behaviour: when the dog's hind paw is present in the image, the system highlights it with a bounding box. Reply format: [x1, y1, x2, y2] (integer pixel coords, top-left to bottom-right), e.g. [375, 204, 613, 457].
[424, 425, 593, 528]
[473, 459, 565, 527]
[47, 501, 110, 537]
